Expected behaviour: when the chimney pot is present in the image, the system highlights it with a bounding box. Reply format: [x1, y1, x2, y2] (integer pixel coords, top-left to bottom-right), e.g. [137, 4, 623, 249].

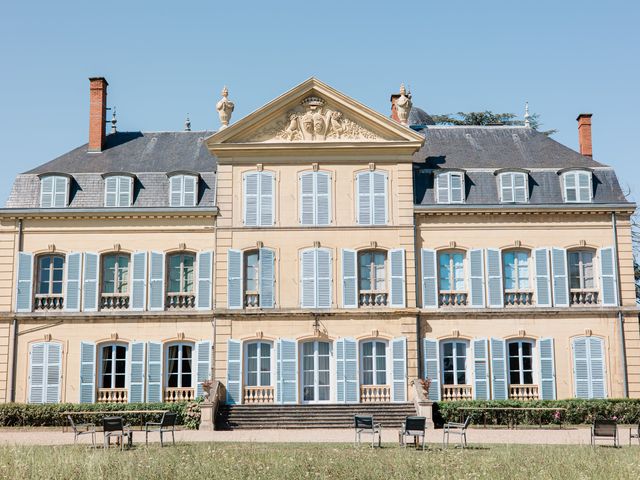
[577, 113, 593, 157]
[89, 77, 108, 152]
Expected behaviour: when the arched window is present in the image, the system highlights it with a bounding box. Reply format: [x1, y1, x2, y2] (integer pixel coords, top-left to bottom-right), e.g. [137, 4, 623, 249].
[245, 341, 272, 387]
[360, 340, 387, 386]
[507, 340, 534, 385]
[441, 341, 468, 385]
[102, 254, 130, 294]
[100, 343, 127, 389]
[36, 254, 65, 296]
[166, 343, 193, 388]
[358, 250, 387, 306]
[503, 250, 530, 291]
[568, 250, 595, 290]
[301, 340, 331, 402]
[167, 252, 195, 294]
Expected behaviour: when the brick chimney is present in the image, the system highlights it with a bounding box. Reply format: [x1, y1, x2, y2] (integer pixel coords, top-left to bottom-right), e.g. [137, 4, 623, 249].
[577, 113, 593, 157]
[88, 77, 108, 152]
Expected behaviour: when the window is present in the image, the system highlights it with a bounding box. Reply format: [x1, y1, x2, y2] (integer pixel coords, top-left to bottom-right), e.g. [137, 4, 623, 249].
[244, 251, 259, 294]
[361, 341, 387, 385]
[100, 344, 127, 389]
[167, 253, 195, 294]
[503, 251, 530, 290]
[166, 343, 193, 388]
[244, 171, 274, 226]
[436, 172, 464, 204]
[169, 174, 198, 207]
[438, 252, 465, 291]
[573, 336, 606, 399]
[441, 341, 467, 385]
[356, 171, 387, 225]
[300, 248, 332, 308]
[301, 341, 331, 402]
[28, 342, 62, 404]
[562, 171, 592, 203]
[359, 251, 386, 292]
[508, 341, 534, 385]
[499, 172, 528, 203]
[40, 175, 68, 208]
[228, 248, 275, 309]
[246, 342, 271, 387]
[569, 251, 595, 290]
[36, 255, 64, 296]
[300, 171, 331, 225]
[104, 175, 133, 207]
[102, 254, 130, 294]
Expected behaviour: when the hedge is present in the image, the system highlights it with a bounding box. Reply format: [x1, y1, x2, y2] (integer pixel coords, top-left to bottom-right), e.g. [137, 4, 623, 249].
[0, 401, 202, 430]
[434, 399, 640, 427]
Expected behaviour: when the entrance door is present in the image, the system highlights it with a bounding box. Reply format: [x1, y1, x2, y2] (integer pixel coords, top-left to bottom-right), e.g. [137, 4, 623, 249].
[302, 341, 331, 403]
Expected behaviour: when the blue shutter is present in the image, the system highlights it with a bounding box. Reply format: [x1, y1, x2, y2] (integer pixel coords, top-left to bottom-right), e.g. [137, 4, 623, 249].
[196, 251, 213, 310]
[183, 175, 197, 207]
[372, 171, 387, 225]
[128, 342, 146, 403]
[259, 248, 275, 308]
[490, 338, 507, 400]
[301, 250, 316, 308]
[316, 249, 332, 308]
[469, 249, 485, 308]
[341, 249, 358, 308]
[28, 343, 45, 403]
[336, 339, 346, 402]
[300, 172, 314, 225]
[589, 337, 606, 399]
[316, 172, 330, 225]
[53, 176, 68, 208]
[343, 338, 358, 403]
[356, 172, 371, 225]
[79, 341, 96, 403]
[227, 249, 243, 309]
[473, 338, 489, 400]
[389, 249, 406, 308]
[539, 338, 556, 400]
[276, 339, 297, 404]
[131, 251, 147, 311]
[16, 252, 33, 312]
[82, 253, 99, 312]
[169, 176, 182, 207]
[40, 176, 54, 207]
[421, 249, 438, 308]
[391, 337, 407, 402]
[146, 341, 162, 403]
[244, 172, 258, 226]
[195, 341, 212, 398]
[104, 176, 118, 207]
[226, 339, 242, 404]
[551, 247, 569, 307]
[423, 338, 440, 401]
[436, 173, 450, 204]
[64, 253, 81, 312]
[533, 248, 552, 307]
[572, 337, 590, 399]
[599, 247, 618, 306]
[45, 342, 62, 404]
[148, 252, 165, 311]
[259, 172, 275, 226]
[486, 248, 503, 308]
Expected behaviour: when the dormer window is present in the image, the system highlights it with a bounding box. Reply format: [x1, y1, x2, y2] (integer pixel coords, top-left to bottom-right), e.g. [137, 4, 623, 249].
[499, 172, 528, 203]
[436, 171, 465, 204]
[169, 174, 198, 207]
[104, 175, 133, 207]
[39, 175, 69, 208]
[562, 170, 592, 203]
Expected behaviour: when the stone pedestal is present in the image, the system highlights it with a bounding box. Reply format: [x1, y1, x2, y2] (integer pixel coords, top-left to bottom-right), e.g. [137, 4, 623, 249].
[415, 400, 434, 429]
[199, 402, 215, 431]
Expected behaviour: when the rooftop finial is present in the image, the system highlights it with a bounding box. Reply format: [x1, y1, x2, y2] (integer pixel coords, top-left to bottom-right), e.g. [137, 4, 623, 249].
[524, 101, 531, 128]
[184, 114, 191, 132]
[110, 106, 117, 133]
[216, 85, 234, 130]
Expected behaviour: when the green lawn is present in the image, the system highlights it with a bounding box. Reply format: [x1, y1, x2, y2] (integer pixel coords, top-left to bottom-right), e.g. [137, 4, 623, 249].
[1, 443, 639, 480]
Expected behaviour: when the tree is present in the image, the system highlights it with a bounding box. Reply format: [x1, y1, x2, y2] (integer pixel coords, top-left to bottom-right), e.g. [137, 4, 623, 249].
[432, 111, 557, 136]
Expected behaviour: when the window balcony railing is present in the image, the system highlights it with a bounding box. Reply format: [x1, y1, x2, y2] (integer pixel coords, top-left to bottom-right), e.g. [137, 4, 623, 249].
[97, 388, 128, 403]
[504, 290, 533, 307]
[509, 384, 539, 401]
[244, 292, 259, 308]
[100, 293, 130, 310]
[164, 387, 195, 403]
[360, 384, 391, 403]
[34, 294, 64, 311]
[243, 386, 275, 404]
[570, 289, 599, 306]
[441, 384, 473, 401]
[439, 291, 468, 307]
[359, 291, 388, 307]
[166, 293, 196, 310]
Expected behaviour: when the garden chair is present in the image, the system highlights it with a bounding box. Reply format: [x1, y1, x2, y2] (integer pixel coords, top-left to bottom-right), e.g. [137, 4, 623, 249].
[103, 416, 132, 450]
[443, 416, 471, 448]
[145, 412, 177, 446]
[67, 415, 96, 447]
[630, 423, 640, 446]
[354, 415, 382, 448]
[591, 419, 618, 447]
[398, 416, 427, 450]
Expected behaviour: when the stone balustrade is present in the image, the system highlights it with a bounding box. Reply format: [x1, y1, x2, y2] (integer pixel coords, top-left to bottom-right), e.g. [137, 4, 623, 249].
[359, 292, 388, 307]
[441, 384, 473, 401]
[164, 387, 195, 403]
[97, 388, 128, 403]
[100, 294, 130, 310]
[34, 295, 64, 311]
[504, 291, 533, 307]
[360, 384, 391, 403]
[243, 386, 275, 404]
[509, 384, 539, 401]
[166, 293, 196, 309]
[570, 289, 599, 306]
[244, 292, 259, 308]
[439, 291, 468, 307]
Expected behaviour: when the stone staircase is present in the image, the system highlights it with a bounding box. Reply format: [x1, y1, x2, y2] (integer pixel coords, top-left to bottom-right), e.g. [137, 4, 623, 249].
[216, 403, 416, 430]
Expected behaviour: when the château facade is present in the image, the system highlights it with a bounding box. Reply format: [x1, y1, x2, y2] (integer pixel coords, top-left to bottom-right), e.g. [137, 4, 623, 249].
[0, 77, 636, 407]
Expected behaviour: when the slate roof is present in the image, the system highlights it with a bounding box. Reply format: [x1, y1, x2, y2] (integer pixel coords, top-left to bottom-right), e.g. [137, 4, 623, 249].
[412, 126, 630, 206]
[6, 131, 217, 209]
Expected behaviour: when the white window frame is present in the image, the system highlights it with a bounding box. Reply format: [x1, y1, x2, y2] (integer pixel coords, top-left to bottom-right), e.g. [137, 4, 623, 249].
[165, 342, 194, 389]
[358, 250, 388, 295]
[438, 251, 466, 293]
[440, 340, 469, 386]
[562, 170, 592, 203]
[499, 172, 528, 203]
[300, 340, 332, 403]
[40, 175, 69, 208]
[167, 252, 196, 295]
[507, 340, 535, 386]
[104, 176, 133, 207]
[568, 250, 597, 291]
[502, 250, 531, 291]
[436, 172, 465, 204]
[359, 340, 389, 386]
[98, 343, 128, 389]
[244, 341, 273, 388]
[169, 174, 198, 207]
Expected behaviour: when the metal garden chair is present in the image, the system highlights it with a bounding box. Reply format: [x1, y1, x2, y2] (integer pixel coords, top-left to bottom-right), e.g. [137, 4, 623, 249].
[145, 412, 177, 446]
[398, 416, 427, 450]
[591, 419, 618, 447]
[354, 415, 382, 448]
[67, 414, 96, 447]
[443, 416, 471, 448]
[103, 416, 132, 450]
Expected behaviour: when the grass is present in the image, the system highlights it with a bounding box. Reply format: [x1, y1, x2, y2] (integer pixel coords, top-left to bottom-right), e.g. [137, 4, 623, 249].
[0, 443, 639, 480]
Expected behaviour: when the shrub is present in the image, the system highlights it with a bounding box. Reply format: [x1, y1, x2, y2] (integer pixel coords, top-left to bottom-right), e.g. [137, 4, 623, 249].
[0, 402, 201, 429]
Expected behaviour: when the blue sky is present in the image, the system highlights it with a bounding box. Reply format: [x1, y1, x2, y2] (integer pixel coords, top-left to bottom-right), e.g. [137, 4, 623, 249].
[0, 0, 638, 205]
